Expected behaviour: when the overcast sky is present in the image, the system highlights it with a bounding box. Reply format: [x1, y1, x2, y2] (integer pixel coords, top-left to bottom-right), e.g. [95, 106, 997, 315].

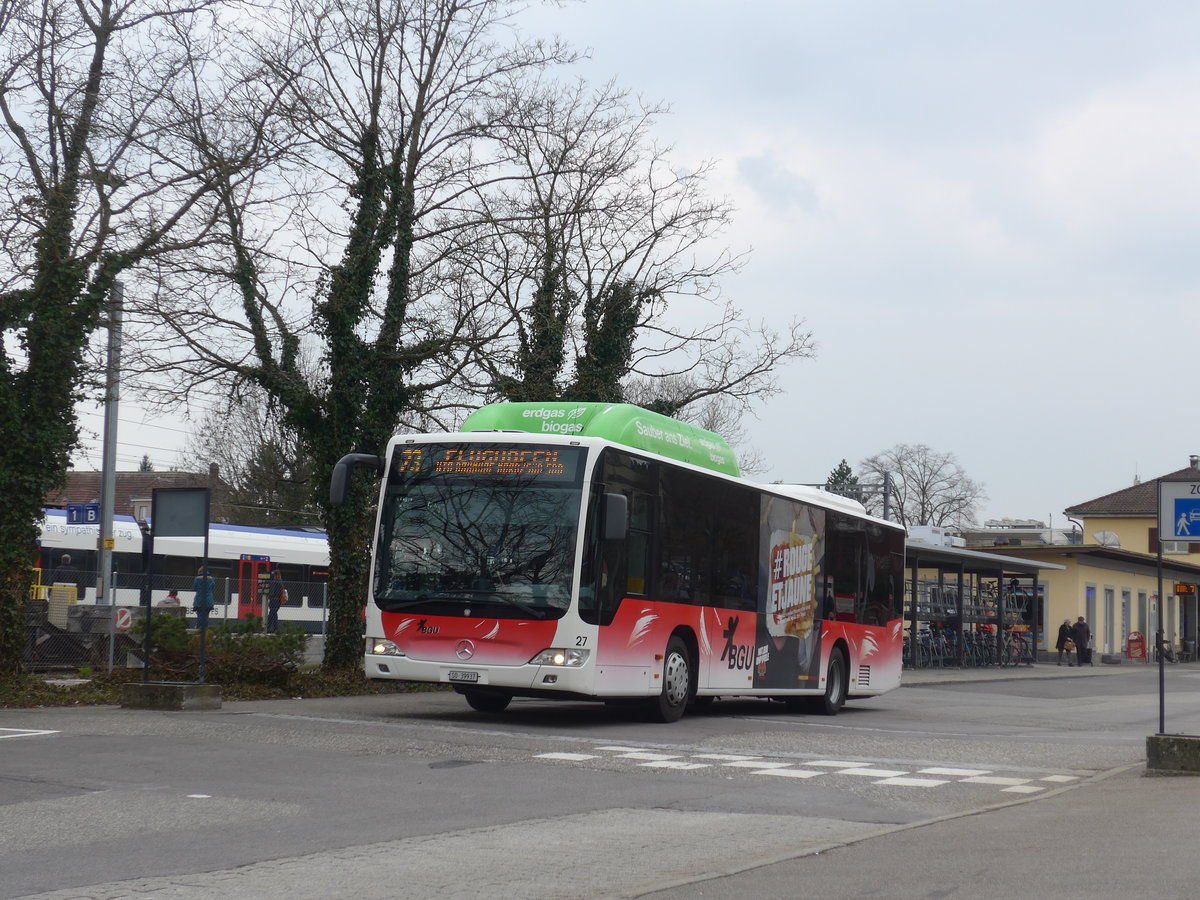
[514, 0, 1200, 523]
[76, 0, 1200, 526]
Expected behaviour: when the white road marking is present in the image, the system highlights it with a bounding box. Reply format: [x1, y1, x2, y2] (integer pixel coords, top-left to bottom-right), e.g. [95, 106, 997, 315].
[722, 760, 793, 769]
[536, 753, 599, 761]
[615, 752, 682, 761]
[0, 728, 58, 740]
[640, 761, 710, 770]
[692, 753, 761, 761]
[545, 746, 1085, 796]
[874, 777, 949, 787]
[961, 776, 1032, 786]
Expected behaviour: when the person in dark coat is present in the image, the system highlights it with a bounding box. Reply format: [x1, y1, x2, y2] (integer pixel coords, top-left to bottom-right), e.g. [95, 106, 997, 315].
[49, 553, 87, 599]
[1056, 619, 1075, 666]
[1072, 616, 1092, 665]
[266, 569, 284, 634]
[49, 553, 77, 585]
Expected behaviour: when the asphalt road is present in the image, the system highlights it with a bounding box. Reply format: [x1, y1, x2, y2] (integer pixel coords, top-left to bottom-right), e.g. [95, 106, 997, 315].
[2, 663, 1198, 899]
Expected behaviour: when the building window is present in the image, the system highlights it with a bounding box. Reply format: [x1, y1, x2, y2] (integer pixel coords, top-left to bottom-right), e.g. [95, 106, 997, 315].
[1103, 587, 1115, 653]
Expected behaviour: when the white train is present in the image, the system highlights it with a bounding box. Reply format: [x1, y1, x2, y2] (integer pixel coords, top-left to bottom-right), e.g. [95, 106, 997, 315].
[36, 509, 331, 632]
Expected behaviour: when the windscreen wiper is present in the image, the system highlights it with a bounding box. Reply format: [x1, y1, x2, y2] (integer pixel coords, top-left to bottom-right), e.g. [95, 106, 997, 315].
[380, 591, 547, 619]
[434, 589, 548, 620]
[378, 595, 466, 611]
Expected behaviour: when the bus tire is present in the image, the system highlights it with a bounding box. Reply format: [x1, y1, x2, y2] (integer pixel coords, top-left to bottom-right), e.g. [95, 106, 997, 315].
[814, 646, 848, 715]
[463, 689, 512, 714]
[648, 636, 692, 723]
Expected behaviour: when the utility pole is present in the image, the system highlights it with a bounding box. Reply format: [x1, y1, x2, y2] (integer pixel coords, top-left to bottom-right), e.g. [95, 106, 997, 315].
[98, 282, 123, 606]
[99, 282, 123, 670]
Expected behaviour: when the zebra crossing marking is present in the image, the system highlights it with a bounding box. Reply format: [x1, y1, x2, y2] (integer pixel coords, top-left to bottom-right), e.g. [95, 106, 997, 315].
[531, 745, 1082, 795]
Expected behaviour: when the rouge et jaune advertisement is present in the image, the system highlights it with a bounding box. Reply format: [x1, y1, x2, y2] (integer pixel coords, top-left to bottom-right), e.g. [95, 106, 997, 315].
[755, 498, 825, 688]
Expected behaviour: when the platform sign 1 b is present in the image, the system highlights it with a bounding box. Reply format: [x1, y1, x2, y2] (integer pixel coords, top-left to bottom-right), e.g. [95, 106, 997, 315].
[66, 503, 100, 525]
[1158, 481, 1200, 541]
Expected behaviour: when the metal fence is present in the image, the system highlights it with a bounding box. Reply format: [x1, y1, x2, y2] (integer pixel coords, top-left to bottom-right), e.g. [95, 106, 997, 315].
[25, 571, 328, 671]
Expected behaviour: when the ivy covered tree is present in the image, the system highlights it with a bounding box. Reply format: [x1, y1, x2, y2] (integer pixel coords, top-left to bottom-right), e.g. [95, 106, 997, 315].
[0, 0, 229, 672]
[129, 0, 574, 669]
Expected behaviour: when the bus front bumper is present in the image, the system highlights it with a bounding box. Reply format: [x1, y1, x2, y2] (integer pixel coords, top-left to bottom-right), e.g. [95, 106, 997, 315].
[365, 653, 596, 694]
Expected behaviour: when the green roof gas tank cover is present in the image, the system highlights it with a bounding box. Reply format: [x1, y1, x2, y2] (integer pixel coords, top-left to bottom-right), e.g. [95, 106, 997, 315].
[460, 402, 741, 477]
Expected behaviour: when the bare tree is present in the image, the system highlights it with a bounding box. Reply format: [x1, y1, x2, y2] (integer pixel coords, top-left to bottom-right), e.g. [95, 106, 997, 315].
[859, 444, 986, 528]
[124, 0, 575, 668]
[180, 390, 321, 528]
[623, 376, 767, 475]
[468, 78, 815, 412]
[0, 0, 229, 671]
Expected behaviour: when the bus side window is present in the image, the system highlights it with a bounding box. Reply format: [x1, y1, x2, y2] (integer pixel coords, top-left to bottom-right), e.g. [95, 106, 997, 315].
[657, 466, 714, 605]
[710, 482, 758, 612]
[625, 493, 652, 596]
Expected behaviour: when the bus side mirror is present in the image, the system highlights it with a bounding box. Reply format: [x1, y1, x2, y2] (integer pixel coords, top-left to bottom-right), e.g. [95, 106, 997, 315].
[330, 454, 384, 506]
[602, 492, 628, 541]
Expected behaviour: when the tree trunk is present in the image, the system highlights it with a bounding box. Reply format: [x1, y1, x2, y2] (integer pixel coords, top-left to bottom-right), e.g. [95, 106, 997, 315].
[322, 497, 372, 670]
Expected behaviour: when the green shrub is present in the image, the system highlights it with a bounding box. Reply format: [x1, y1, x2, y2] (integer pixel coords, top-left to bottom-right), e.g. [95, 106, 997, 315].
[131, 615, 309, 687]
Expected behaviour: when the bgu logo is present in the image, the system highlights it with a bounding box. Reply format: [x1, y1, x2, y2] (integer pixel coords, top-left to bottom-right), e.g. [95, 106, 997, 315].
[719, 615, 753, 670]
[416, 619, 439, 635]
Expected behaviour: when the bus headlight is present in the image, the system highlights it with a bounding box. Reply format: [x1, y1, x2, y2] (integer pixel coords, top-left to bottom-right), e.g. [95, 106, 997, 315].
[371, 639, 405, 657]
[530, 648, 590, 667]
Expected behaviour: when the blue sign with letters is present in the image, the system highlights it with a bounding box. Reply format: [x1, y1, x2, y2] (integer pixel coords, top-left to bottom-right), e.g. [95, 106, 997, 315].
[66, 503, 100, 525]
[1171, 499, 1200, 539]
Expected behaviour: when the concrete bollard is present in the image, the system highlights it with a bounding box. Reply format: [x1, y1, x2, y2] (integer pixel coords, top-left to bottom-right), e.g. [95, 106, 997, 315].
[121, 682, 222, 711]
[1146, 734, 1200, 775]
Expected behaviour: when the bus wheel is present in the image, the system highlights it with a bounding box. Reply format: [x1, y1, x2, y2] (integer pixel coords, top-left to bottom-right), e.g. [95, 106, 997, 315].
[648, 636, 692, 723]
[463, 690, 512, 714]
[814, 647, 848, 715]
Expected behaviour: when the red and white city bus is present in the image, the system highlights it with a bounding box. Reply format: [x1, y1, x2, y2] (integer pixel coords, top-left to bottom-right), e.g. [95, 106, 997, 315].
[333, 402, 906, 722]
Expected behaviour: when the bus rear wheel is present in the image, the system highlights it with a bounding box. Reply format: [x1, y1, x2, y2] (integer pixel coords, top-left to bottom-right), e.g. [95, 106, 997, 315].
[647, 636, 692, 723]
[814, 647, 847, 715]
[463, 689, 512, 714]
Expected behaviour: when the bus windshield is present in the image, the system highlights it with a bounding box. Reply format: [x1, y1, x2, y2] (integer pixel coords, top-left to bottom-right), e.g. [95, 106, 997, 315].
[374, 443, 586, 619]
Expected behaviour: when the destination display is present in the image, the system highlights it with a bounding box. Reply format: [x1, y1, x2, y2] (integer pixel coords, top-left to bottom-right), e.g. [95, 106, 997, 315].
[391, 444, 584, 482]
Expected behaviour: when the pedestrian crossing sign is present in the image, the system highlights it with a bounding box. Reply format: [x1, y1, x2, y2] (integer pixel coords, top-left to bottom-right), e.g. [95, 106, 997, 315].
[1172, 500, 1200, 538]
[1158, 481, 1200, 542]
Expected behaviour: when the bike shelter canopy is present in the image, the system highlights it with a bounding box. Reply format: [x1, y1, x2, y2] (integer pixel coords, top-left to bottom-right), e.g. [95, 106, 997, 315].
[906, 543, 1065, 666]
